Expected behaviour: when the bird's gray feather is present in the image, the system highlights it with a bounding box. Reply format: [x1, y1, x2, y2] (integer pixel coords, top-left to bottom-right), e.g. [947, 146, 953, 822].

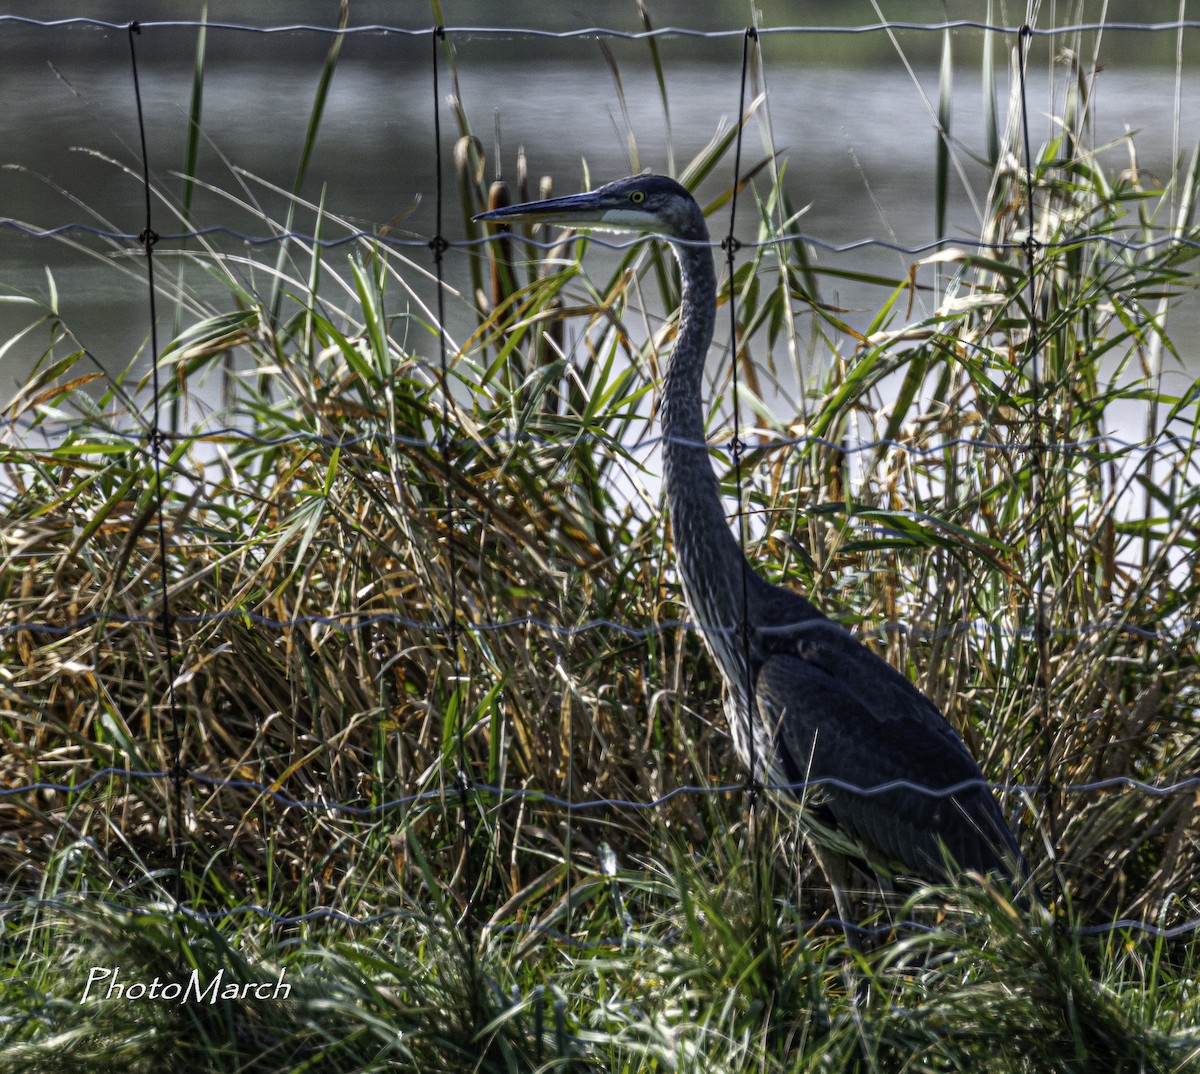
[754, 642, 1025, 881]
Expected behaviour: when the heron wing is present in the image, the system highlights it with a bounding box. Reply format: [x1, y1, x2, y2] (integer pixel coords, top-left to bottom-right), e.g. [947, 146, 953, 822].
[754, 644, 1023, 882]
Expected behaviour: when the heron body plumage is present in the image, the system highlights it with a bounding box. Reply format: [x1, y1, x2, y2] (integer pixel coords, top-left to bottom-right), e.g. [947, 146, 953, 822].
[475, 175, 1028, 888]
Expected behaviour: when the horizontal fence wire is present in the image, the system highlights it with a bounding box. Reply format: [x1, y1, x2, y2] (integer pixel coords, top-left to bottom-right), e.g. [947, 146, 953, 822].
[2, 13, 1198, 952]
[4, 768, 1199, 809]
[1, 16, 1200, 36]
[1, 896, 1195, 943]
[0, 221, 1196, 255]
[4, 617, 1195, 653]
[5, 422, 1197, 460]
[0, 608, 1193, 644]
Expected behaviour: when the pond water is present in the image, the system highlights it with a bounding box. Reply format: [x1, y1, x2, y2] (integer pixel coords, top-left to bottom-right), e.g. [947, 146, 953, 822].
[0, 10, 1196, 418]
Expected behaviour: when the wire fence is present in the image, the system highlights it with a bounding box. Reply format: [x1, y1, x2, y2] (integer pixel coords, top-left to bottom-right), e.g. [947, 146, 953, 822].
[1, 13, 1198, 946]
[2, 219, 1199, 253]
[2, 15, 1200, 35]
[7, 767, 1200, 811]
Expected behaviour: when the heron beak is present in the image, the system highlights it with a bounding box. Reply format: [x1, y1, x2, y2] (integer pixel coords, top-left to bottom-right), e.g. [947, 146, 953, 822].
[473, 190, 609, 227]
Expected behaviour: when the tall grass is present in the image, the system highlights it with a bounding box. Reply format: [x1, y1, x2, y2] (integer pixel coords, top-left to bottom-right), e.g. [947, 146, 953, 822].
[1, 9, 1199, 1072]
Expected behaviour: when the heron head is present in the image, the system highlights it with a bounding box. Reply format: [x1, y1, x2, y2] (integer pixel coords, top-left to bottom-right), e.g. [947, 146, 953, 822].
[473, 174, 706, 241]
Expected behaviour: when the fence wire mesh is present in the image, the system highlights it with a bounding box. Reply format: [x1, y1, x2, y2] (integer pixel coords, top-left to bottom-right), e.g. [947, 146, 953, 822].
[0, 12, 1198, 950]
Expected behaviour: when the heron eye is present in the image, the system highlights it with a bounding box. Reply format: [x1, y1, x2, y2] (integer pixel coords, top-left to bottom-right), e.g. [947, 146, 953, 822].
[630, 190, 646, 204]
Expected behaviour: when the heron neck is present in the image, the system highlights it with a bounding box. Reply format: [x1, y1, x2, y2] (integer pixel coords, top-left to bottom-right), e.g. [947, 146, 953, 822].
[661, 240, 753, 634]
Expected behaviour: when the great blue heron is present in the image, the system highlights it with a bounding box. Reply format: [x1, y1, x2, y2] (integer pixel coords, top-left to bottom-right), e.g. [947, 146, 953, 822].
[476, 174, 1029, 896]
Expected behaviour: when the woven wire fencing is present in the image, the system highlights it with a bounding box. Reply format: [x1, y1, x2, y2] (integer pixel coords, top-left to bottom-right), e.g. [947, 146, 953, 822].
[0, 12, 1198, 945]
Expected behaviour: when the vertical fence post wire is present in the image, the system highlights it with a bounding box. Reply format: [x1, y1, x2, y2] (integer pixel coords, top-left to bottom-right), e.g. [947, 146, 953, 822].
[726, 26, 760, 905]
[128, 21, 186, 909]
[430, 25, 476, 952]
[1016, 24, 1059, 890]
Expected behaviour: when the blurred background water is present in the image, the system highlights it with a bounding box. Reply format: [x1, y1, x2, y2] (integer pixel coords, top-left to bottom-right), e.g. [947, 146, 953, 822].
[0, 0, 1196, 403]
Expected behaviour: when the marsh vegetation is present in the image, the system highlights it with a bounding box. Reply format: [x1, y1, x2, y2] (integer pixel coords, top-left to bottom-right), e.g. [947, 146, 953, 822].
[1, 9, 1199, 1072]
